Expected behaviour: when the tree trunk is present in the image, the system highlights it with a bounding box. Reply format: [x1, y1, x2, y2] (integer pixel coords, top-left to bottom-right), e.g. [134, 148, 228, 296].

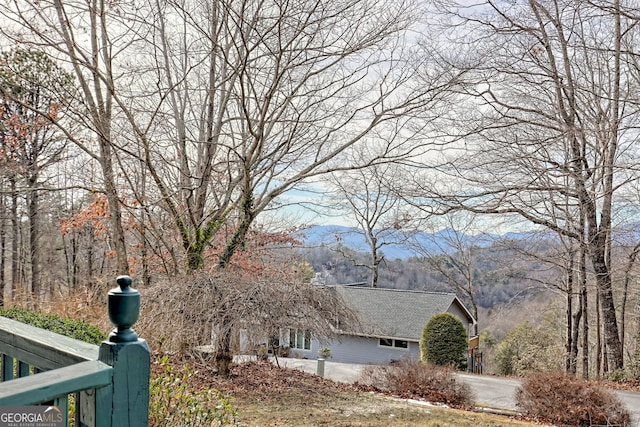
[597, 0, 623, 373]
[214, 319, 233, 377]
[596, 290, 602, 377]
[87, 228, 94, 286]
[0, 191, 5, 308]
[571, 302, 581, 376]
[10, 176, 19, 298]
[371, 242, 379, 288]
[217, 193, 254, 270]
[68, 232, 78, 291]
[99, 137, 129, 275]
[28, 175, 40, 300]
[593, 253, 623, 371]
[51, 0, 129, 277]
[620, 241, 640, 357]
[566, 252, 575, 374]
[580, 244, 589, 379]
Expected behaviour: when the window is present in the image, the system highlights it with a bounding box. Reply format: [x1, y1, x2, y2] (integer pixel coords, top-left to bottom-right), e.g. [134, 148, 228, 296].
[379, 338, 409, 350]
[290, 329, 311, 350]
[379, 338, 393, 347]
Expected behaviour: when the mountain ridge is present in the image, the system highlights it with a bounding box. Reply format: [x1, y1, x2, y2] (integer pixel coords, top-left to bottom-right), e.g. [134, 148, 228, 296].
[296, 224, 536, 260]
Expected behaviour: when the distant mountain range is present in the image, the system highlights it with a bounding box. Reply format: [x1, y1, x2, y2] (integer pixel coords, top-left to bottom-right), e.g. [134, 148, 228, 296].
[295, 225, 535, 260]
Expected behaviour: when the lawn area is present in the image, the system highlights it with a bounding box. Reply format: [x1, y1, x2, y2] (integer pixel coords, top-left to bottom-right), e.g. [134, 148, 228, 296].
[161, 357, 551, 427]
[235, 389, 545, 426]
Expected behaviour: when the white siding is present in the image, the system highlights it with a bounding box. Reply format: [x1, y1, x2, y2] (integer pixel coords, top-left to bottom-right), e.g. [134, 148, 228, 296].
[304, 336, 420, 364]
[446, 305, 473, 337]
[287, 338, 318, 359]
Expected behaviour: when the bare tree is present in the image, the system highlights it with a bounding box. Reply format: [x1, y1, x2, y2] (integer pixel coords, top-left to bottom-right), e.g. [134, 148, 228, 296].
[132, 0, 464, 272]
[409, 213, 490, 336]
[421, 0, 640, 371]
[0, 48, 73, 299]
[0, 0, 134, 275]
[0, 182, 6, 306]
[503, 227, 590, 376]
[1, 0, 463, 275]
[326, 164, 412, 287]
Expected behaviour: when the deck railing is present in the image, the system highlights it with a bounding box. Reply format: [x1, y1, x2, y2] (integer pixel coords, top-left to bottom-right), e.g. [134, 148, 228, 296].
[0, 276, 150, 426]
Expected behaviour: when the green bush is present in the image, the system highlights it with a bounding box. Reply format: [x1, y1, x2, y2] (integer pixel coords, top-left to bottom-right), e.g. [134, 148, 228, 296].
[318, 347, 332, 359]
[420, 313, 467, 369]
[149, 355, 238, 426]
[0, 308, 106, 344]
[516, 373, 630, 426]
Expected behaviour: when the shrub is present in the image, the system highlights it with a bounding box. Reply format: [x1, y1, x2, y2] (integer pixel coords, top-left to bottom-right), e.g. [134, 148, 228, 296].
[137, 271, 358, 375]
[0, 308, 106, 344]
[494, 339, 517, 376]
[494, 320, 563, 376]
[318, 347, 332, 359]
[624, 333, 640, 380]
[149, 355, 238, 426]
[420, 312, 467, 369]
[356, 358, 474, 409]
[515, 373, 631, 427]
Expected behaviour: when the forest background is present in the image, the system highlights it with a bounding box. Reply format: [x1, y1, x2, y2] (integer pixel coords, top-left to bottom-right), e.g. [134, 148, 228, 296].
[1, 0, 640, 379]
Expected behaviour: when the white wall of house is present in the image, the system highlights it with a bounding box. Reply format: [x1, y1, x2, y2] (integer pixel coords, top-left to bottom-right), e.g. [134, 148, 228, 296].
[307, 335, 420, 365]
[446, 305, 474, 337]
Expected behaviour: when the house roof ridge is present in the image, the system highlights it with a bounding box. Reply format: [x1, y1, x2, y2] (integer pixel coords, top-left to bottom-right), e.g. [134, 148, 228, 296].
[330, 284, 457, 297]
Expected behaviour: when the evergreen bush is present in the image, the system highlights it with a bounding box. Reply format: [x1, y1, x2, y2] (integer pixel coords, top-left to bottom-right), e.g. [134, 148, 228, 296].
[0, 308, 106, 345]
[420, 312, 467, 370]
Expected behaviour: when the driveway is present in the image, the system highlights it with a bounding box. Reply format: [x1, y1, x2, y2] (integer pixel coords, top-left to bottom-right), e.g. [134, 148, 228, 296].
[273, 356, 365, 383]
[457, 373, 520, 412]
[273, 357, 640, 426]
[459, 373, 640, 425]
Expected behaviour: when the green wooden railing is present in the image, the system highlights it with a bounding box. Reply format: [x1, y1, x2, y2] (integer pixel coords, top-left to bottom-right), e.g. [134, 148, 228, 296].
[0, 276, 150, 426]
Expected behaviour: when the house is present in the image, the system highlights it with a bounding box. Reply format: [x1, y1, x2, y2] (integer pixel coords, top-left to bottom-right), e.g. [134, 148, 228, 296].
[284, 285, 476, 365]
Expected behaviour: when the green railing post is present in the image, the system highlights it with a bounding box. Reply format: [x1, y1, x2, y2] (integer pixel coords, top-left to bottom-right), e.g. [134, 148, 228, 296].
[96, 275, 150, 427]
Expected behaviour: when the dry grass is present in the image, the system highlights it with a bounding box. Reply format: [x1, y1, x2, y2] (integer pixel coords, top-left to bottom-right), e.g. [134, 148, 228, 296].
[157, 356, 551, 427]
[8, 286, 111, 333]
[235, 391, 544, 427]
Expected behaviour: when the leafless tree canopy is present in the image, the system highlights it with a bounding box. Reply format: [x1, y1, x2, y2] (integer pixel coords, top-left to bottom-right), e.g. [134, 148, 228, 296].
[137, 271, 360, 355]
[0, 0, 463, 275]
[403, 0, 640, 372]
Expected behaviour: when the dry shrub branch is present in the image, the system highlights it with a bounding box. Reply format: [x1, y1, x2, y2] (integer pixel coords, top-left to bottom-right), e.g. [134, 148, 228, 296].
[515, 373, 631, 426]
[137, 271, 359, 371]
[356, 358, 474, 409]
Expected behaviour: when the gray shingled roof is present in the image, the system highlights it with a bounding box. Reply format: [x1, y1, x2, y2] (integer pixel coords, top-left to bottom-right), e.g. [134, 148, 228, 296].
[330, 285, 474, 341]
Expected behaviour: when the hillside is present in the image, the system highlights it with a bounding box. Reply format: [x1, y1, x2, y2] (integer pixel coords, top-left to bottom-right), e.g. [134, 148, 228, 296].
[295, 225, 548, 309]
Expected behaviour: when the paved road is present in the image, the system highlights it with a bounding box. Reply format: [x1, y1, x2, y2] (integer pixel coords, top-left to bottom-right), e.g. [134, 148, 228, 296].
[273, 357, 640, 426]
[614, 390, 640, 426]
[274, 357, 365, 383]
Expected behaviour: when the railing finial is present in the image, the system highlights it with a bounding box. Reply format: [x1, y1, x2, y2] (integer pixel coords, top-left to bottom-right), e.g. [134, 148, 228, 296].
[107, 275, 140, 343]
